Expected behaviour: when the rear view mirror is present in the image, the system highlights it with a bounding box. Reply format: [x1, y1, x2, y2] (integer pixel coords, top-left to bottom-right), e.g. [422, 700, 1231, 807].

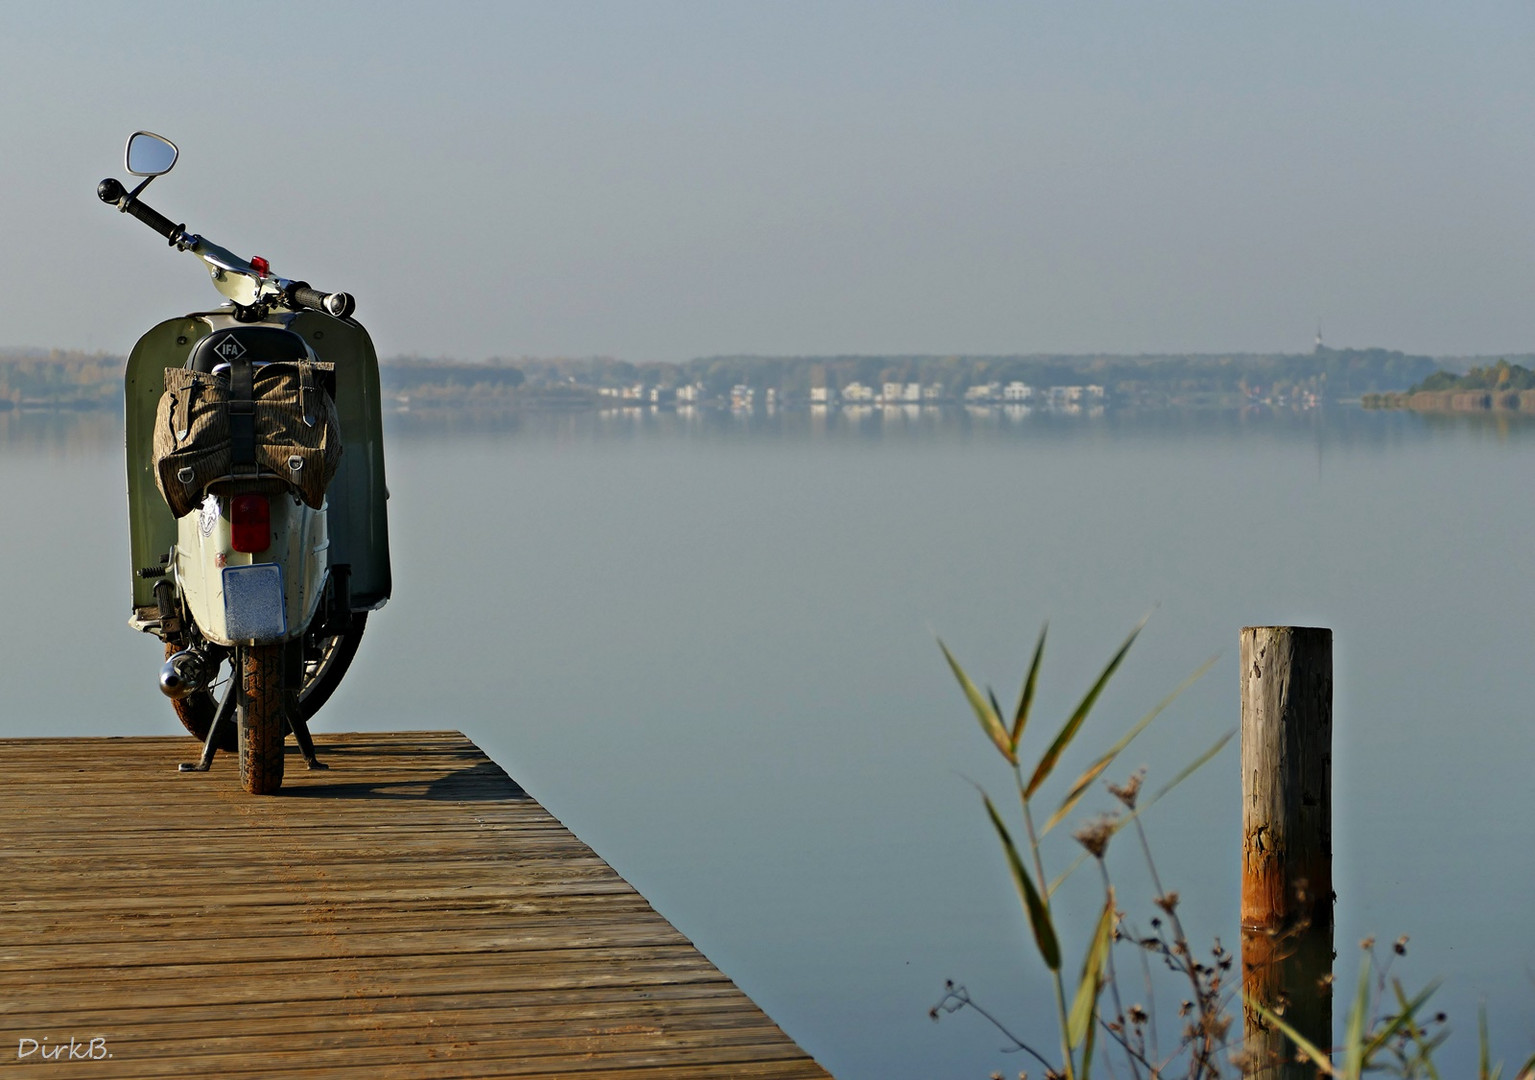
[126, 132, 178, 177]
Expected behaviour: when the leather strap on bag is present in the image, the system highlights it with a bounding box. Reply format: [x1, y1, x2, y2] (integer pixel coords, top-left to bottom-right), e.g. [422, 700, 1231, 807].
[177, 380, 196, 442]
[228, 357, 256, 474]
[299, 362, 318, 428]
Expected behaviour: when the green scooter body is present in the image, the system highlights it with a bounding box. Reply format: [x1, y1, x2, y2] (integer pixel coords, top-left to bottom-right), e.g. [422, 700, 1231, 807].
[125, 308, 392, 627]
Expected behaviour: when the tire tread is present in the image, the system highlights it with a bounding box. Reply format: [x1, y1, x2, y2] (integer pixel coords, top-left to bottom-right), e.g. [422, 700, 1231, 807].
[239, 644, 286, 795]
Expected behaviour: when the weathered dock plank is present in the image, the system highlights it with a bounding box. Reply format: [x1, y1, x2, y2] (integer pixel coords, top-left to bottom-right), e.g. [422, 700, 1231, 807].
[0, 731, 831, 1078]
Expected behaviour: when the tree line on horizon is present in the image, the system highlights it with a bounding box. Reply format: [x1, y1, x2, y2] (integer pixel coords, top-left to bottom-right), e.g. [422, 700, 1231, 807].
[1409, 357, 1535, 393]
[375, 346, 1446, 405]
[0, 345, 1479, 409]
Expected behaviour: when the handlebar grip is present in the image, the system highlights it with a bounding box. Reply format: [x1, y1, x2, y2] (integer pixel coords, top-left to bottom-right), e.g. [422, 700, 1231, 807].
[97, 178, 183, 243]
[287, 283, 356, 319]
[124, 197, 182, 242]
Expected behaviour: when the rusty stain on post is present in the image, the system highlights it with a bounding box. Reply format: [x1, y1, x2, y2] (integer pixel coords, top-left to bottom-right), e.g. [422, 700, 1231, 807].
[1240, 626, 1334, 1079]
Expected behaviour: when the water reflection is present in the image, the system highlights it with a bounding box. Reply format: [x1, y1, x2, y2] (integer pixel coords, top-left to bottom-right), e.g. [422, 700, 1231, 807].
[16, 401, 1535, 455]
[0, 407, 123, 457]
[5, 397, 1534, 1077]
[328, 402, 1535, 452]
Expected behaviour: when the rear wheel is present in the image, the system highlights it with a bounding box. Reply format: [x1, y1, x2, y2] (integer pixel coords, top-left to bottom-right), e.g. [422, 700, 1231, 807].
[295, 614, 368, 718]
[168, 614, 367, 749]
[238, 643, 286, 795]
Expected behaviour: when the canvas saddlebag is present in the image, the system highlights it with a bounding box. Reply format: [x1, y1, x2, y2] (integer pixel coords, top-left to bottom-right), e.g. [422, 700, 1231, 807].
[152, 362, 342, 519]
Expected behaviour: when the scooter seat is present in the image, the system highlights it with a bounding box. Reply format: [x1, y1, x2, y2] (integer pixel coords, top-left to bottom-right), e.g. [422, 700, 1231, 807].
[189, 326, 313, 372]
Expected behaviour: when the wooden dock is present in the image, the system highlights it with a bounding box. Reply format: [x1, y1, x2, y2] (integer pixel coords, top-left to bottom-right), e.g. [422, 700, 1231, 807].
[0, 731, 832, 1078]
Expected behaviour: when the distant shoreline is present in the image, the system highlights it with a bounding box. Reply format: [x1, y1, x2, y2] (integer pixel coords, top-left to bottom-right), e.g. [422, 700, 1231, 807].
[24, 346, 1535, 415]
[1363, 389, 1535, 414]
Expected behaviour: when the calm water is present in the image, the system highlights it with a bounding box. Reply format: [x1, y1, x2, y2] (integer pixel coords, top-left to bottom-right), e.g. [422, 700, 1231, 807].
[3, 404, 1532, 1076]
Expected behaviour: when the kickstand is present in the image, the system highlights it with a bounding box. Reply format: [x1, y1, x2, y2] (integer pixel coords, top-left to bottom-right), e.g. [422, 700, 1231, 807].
[288, 711, 329, 770]
[178, 687, 236, 772]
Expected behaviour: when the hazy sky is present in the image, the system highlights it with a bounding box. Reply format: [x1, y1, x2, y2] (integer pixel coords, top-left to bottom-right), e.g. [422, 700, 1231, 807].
[7, 2, 1535, 361]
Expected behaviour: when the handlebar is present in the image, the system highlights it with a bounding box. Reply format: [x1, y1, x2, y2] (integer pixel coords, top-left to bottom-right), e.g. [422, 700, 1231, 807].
[286, 283, 356, 319]
[97, 178, 183, 244]
[98, 176, 358, 318]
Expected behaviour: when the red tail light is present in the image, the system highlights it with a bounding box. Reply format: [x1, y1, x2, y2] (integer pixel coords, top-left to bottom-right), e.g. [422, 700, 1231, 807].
[230, 495, 271, 553]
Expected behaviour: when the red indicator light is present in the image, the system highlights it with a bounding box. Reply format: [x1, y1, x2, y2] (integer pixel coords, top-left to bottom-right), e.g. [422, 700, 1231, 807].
[250, 256, 270, 277]
[230, 495, 271, 553]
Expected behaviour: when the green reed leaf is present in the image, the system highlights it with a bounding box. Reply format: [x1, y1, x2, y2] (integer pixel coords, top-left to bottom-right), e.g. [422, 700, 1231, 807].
[1343, 953, 1371, 1079]
[988, 687, 1006, 734]
[1415, 1030, 1452, 1058]
[940, 639, 1015, 765]
[1041, 655, 1216, 836]
[983, 793, 1060, 971]
[1067, 891, 1116, 1048]
[1080, 989, 1098, 1080]
[1479, 1002, 1496, 1080]
[1024, 619, 1145, 798]
[1144, 728, 1234, 809]
[1048, 850, 1088, 898]
[1362, 977, 1440, 1065]
[1011, 624, 1047, 751]
[1246, 994, 1339, 1077]
[1391, 980, 1443, 1080]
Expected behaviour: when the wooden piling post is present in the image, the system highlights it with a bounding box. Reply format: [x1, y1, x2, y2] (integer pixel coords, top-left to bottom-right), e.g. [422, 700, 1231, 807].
[1240, 626, 1334, 1078]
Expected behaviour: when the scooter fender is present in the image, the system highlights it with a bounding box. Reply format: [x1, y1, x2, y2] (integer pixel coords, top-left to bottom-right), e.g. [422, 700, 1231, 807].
[174, 492, 330, 646]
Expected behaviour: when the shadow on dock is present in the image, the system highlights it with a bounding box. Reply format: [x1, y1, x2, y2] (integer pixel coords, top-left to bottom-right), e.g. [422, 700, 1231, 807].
[280, 746, 530, 802]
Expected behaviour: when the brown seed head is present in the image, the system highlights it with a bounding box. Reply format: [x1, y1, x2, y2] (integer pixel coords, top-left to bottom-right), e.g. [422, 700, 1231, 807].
[1073, 815, 1117, 859]
[1107, 769, 1145, 809]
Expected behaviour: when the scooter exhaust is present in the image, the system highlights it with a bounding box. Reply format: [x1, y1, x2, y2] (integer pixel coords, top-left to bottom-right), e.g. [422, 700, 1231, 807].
[159, 649, 213, 699]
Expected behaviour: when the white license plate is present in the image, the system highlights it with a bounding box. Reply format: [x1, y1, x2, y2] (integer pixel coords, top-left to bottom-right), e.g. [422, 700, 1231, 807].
[223, 564, 287, 640]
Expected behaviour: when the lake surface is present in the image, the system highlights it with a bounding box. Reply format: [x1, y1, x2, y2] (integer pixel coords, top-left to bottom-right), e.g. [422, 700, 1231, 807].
[3, 403, 1532, 1077]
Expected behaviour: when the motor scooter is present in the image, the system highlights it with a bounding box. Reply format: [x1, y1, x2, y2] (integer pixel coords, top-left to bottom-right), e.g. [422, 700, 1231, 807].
[100, 132, 391, 794]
